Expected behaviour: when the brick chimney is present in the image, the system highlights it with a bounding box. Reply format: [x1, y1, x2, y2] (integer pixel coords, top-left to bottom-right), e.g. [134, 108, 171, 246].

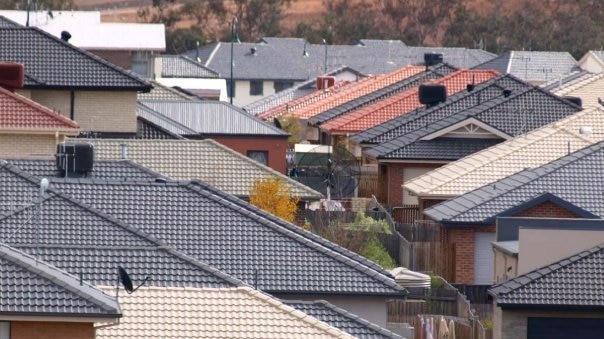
[0, 62, 24, 92]
[316, 76, 336, 90]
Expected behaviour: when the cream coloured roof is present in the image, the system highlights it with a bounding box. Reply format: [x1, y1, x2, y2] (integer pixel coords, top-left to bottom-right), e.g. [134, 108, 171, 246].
[404, 107, 604, 197]
[73, 138, 322, 199]
[96, 286, 355, 339]
[551, 72, 604, 108]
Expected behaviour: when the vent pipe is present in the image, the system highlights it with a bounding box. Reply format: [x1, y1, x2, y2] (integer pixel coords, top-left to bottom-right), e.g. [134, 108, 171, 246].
[120, 143, 128, 160]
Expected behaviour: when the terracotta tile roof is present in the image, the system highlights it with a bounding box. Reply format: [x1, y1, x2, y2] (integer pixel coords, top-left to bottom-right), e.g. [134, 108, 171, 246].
[0, 86, 79, 131]
[258, 80, 352, 120]
[97, 286, 356, 339]
[321, 69, 500, 134]
[279, 65, 425, 120]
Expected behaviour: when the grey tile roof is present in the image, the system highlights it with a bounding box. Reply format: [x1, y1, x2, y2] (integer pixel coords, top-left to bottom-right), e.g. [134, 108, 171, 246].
[0, 244, 120, 317]
[243, 66, 361, 116]
[352, 75, 531, 145]
[0, 163, 242, 288]
[0, 27, 151, 90]
[189, 37, 493, 81]
[309, 63, 458, 125]
[474, 51, 578, 83]
[365, 77, 581, 160]
[489, 243, 604, 309]
[136, 117, 182, 139]
[160, 55, 218, 78]
[3, 158, 163, 181]
[424, 141, 604, 224]
[43, 177, 405, 296]
[138, 100, 288, 136]
[286, 300, 404, 339]
[540, 69, 593, 92]
[0, 15, 20, 27]
[137, 80, 197, 101]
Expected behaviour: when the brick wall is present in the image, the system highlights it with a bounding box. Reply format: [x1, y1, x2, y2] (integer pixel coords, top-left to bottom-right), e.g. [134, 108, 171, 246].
[87, 50, 132, 69]
[11, 321, 94, 339]
[380, 163, 443, 206]
[211, 136, 289, 174]
[25, 90, 137, 133]
[0, 134, 62, 157]
[447, 201, 582, 284]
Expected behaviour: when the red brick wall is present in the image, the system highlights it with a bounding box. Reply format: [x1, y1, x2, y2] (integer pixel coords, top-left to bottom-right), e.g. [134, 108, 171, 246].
[88, 50, 132, 69]
[446, 201, 582, 284]
[11, 321, 94, 339]
[380, 163, 444, 206]
[513, 200, 581, 218]
[211, 136, 289, 174]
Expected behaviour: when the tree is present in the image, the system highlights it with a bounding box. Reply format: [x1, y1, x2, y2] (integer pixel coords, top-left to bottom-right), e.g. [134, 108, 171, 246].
[277, 115, 304, 145]
[249, 176, 300, 223]
[233, 0, 293, 41]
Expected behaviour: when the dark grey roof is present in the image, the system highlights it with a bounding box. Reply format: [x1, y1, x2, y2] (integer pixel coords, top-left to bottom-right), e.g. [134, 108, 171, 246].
[138, 100, 288, 136]
[309, 63, 458, 125]
[243, 66, 363, 116]
[160, 55, 218, 78]
[189, 37, 493, 81]
[3, 158, 163, 181]
[42, 177, 404, 296]
[474, 50, 578, 83]
[365, 77, 581, 160]
[489, 243, 604, 309]
[0, 244, 120, 317]
[0, 27, 151, 90]
[136, 118, 182, 140]
[352, 75, 531, 145]
[424, 141, 604, 224]
[286, 300, 404, 339]
[0, 163, 242, 288]
[0, 15, 20, 27]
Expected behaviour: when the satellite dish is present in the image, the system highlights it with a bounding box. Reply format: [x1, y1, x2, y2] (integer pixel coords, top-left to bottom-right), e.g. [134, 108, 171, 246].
[295, 145, 360, 200]
[118, 266, 150, 294]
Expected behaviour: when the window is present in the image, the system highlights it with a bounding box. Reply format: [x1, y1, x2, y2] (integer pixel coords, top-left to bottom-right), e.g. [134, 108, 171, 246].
[250, 80, 264, 96]
[247, 150, 268, 166]
[131, 60, 149, 77]
[274, 81, 294, 93]
[0, 322, 9, 339]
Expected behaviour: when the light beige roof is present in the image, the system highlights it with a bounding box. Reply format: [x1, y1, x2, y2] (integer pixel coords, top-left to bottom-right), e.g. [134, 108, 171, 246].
[74, 138, 322, 199]
[96, 286, 355, 339]
[551, 72, 604, 108]
[404, 107, 604, 198]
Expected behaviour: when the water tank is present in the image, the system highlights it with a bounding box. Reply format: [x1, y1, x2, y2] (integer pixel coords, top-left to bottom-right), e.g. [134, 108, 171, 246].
[419, 84, 447, 105]
[424, 53, 443, 66]
[56, 143, 94, 175]
[562, 96, 582, 108]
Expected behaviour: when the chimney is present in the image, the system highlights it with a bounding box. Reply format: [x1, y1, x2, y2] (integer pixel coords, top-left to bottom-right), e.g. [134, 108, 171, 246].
[0, 62, 25, 92]
[120, 143, 128, 160]
[316, 76, 336, 91]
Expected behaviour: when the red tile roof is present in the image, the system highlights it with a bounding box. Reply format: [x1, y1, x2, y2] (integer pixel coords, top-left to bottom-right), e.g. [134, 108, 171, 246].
[0, 86, 79, 131]
[285, 65, 425, 120]
[257, 80, 352, 120]
[321, 69, 500, 134]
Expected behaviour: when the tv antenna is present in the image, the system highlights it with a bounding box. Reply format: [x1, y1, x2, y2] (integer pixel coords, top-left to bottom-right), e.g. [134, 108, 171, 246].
[116, 266, 150, 297]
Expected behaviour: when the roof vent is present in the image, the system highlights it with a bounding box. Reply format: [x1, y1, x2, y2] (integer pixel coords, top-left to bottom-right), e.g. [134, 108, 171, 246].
[154, 177, 168, 184]
[424, 53, 443, 67]
[419, 84, 447, 107]
[250, 47, 257, 56]
[502, 89, 512, 98]
[55, 142, 94, 177]
[467, 84, 475, 92]
[0, 62, 24, 91]
[562, 96, 582, 108]
[61, 31, 71, 42]
[316, 76, 336, 90]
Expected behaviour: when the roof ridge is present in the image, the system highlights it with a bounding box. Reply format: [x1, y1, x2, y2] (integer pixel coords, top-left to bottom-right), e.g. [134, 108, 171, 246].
[553, 72, 604, 95]
[0, 243, 120, 315]
[0, 86, 80, 129]
[240, 287, 356, 338]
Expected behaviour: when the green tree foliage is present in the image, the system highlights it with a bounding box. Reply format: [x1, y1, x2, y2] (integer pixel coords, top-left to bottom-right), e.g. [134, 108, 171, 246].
[233, 0, 293, 41]
[360, 231, 396, 269]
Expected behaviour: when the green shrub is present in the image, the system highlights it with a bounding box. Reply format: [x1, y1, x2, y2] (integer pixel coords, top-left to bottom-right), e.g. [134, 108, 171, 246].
[360, 232, 396, 269]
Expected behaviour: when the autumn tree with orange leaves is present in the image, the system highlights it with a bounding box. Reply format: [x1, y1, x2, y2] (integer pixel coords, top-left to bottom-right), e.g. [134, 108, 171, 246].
[249, 176, 300, 223]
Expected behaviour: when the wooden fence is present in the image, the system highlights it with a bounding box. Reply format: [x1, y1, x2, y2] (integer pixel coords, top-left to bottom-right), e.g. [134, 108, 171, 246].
[392, 205, 421, 224]
[358, 173, 378, 198]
